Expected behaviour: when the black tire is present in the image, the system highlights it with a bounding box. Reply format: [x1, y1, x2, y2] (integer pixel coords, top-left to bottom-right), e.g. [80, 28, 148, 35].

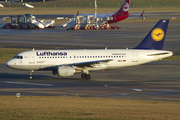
[81, 73, 86, 79]
[85, 74, 91, 80]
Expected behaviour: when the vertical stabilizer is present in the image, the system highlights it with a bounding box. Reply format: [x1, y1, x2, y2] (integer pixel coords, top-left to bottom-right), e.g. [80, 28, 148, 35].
[113, 0, 130, 16]
[134, 19, 169, 50]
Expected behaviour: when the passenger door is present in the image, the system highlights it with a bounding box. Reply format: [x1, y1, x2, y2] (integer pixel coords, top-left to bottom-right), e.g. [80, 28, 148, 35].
[29, 52, 35, 63]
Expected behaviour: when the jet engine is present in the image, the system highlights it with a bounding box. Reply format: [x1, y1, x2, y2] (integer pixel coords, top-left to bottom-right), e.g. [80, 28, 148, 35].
[57, 66, 75, 77]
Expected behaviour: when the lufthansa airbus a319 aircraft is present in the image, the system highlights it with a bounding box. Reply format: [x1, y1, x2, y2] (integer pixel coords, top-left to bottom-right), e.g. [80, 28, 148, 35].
[6, 19, 173, 80]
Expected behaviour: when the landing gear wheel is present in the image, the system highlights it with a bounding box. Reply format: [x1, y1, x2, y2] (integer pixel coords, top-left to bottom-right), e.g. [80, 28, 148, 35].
[81, 73, 86, 79]
[85, 74, 91, 80]
[30, 70, 34, 80]
[30, 75, 33, 80]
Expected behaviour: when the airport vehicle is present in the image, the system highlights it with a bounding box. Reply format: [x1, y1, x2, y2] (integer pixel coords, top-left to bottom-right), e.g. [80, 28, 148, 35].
[6, 19, 172, 80]
[62, 0, 144, 30]
[22, 3, 34, 8]
[3, 14, 55, 29]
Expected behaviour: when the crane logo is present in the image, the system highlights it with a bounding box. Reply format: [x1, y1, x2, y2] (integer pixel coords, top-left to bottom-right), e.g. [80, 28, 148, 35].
[151, 28, 165, 41]
[123, 2, 129, 12]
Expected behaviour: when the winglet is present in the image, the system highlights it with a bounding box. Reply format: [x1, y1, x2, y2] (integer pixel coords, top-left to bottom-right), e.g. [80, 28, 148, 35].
[139, 10, 145, 17]
[134, 19, 169, 50]
[77, 11, 79, 16]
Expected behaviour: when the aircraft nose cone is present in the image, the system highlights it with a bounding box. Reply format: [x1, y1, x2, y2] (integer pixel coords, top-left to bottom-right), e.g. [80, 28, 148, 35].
[6, 60, 14, 68]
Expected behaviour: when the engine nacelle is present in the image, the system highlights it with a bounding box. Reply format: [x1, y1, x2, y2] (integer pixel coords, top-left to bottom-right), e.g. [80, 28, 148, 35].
[57, 66, 75, 77]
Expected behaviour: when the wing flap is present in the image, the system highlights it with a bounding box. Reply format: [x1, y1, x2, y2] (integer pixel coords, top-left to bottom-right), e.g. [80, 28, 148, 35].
[71, 59, 113, 68]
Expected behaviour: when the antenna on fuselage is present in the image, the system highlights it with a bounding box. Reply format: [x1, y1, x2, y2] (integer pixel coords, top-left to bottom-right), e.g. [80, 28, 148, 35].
[32, 48, 35, 51]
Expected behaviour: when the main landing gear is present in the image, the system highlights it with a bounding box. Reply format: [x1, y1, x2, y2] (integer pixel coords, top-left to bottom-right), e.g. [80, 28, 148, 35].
[81, 73, 91, 80]
[30, 70, 34, 80]
[81, 70, 91, 80]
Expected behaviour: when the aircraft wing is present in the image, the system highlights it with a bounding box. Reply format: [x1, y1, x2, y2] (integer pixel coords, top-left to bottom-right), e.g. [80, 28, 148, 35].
[70, 59, 113, 68]
[128, 10, 145, 19]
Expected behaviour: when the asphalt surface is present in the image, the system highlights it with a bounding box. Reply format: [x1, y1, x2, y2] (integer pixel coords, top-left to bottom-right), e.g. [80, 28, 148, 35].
[0, 13, 180, 101]
[0, 12, 180, 19]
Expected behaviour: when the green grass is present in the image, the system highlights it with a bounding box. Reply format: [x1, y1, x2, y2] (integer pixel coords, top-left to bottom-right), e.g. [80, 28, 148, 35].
[0, 48, 30, 63]
[3, 0, 180, 7]
[0, 96, 179, 120]
[163, 55, 180, 61]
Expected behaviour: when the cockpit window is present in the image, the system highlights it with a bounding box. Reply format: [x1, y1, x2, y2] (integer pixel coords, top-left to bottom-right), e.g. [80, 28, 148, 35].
[13, 55, 23, 59]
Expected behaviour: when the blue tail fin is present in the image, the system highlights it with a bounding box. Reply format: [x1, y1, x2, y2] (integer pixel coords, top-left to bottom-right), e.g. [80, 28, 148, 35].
[134, 19, 169, 50]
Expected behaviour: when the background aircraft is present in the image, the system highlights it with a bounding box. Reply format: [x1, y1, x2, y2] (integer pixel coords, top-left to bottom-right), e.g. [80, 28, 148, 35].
[62, 0, 144, 28]
[22, 3, 34, 8]
[6, 19, 172, 80]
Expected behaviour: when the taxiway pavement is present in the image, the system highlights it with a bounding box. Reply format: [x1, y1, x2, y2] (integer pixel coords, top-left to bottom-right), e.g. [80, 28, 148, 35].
[0, 16, 179, 101]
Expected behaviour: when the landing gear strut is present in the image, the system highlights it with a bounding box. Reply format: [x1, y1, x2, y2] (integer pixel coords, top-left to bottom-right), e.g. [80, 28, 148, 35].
[81, 72, 91, 80]
[30, 70, 34, 80]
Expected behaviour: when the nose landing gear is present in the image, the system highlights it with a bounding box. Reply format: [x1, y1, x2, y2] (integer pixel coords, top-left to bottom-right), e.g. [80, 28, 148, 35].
[30, 70, 34, 80]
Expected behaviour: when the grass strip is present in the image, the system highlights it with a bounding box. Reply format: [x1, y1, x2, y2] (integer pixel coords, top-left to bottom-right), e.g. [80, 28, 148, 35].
[0, 48, 30, 63]
[0, 95, 179, 120]
[2, 0, 180, 8]
[0, 7, 180, 15]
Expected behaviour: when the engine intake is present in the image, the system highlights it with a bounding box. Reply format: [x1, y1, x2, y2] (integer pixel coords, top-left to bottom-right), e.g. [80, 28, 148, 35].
[57, 66, 75, 77]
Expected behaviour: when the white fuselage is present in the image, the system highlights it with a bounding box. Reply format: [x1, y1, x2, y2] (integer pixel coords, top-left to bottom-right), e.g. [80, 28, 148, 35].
[6, 49, 173, 71]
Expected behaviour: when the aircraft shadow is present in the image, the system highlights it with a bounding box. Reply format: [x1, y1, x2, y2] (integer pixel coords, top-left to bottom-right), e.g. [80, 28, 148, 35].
[0, 73, 85, 81]
[0, 73, 51, 80]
